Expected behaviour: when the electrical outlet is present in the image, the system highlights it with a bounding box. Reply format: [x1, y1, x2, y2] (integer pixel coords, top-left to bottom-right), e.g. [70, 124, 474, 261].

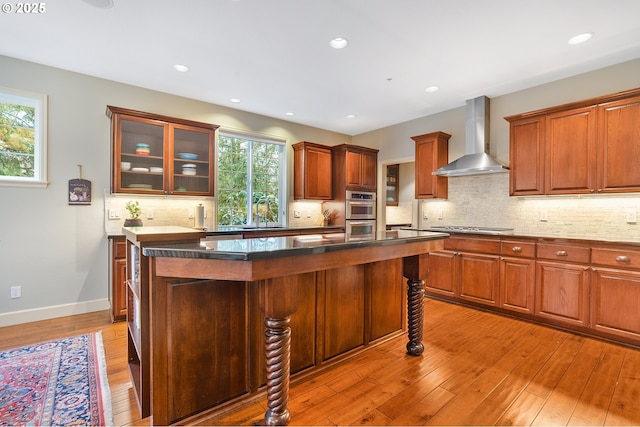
[147, 208, 154, 219]
[437, 210, 443, 220]
[108, 208, 120, 220]
[188, 209, 194, 219]
[10, 286, 21, 299]
[626, 210, 637, 223]
[422, 209, 428, 220]
[294, 210, 301, 218]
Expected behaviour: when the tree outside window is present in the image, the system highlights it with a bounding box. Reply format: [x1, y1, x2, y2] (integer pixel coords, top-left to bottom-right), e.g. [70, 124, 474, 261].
[217, 133, 284, 226]
[0, 87, 48, 187]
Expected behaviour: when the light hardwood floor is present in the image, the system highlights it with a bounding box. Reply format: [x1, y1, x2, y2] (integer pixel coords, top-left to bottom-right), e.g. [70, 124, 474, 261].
[1, 298, 640, 426]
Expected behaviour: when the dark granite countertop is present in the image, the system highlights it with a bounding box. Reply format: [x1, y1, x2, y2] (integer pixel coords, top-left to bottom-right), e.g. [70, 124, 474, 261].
[142, 230, 449, 261]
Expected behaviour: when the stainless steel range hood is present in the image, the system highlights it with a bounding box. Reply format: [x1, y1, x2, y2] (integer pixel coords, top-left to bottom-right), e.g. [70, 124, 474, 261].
[432, 96, 508, 177]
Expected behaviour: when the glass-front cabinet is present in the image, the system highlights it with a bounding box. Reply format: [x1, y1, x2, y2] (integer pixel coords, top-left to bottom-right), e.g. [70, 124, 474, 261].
[107, 106, 219, 196]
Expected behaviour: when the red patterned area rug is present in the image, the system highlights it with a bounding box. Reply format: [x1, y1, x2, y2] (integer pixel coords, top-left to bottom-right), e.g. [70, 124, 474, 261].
[0, 332, 113, 426]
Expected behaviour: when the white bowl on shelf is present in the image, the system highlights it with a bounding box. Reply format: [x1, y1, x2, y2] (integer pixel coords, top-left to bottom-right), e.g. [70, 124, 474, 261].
[121, 162, 131, 171]
[182, 170, 197, 176]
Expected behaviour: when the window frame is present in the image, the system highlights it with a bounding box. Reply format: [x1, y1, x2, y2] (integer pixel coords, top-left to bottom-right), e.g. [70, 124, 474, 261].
[217, 129, 287, 227]
[0, 86, 48, 188]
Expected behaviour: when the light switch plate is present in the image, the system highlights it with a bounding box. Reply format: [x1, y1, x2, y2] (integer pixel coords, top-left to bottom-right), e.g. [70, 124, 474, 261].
[626, 210, 637, 223]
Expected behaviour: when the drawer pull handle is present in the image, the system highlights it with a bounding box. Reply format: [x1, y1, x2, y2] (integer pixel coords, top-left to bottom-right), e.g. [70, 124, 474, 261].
[512, 246, 522, 252]
[616, 255, 631, 263]
[556, 250, 568, 256]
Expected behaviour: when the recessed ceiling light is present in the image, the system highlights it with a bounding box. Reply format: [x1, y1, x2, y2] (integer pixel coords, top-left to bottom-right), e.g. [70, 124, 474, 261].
[568, 32, 593, 45]
[329, 38, 348, 49]
[82, 0, 113, 8]
[346, 114, 357, 119]
[230, 98, 241, 103]
[425, 86, 439, 93]
[173, 64, 190, 72]
[285, 112, 295, 116]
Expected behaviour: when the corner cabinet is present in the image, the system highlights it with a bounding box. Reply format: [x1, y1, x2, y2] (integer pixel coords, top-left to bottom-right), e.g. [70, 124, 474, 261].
[107, 106, 219, 196]
[412, 131, 450, 199]
[292, 141, 333, 200]
[505, 88, 640, 196]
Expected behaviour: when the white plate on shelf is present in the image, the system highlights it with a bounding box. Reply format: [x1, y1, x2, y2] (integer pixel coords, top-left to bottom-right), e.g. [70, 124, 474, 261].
[182, 170, 197, 176]
[131, 167, 149, 172]
[149, 167, 163, 173]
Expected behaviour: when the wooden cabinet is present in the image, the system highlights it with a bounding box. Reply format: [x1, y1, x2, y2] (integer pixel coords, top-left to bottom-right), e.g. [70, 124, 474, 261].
[332, 144, 378, 192]
[426, 236, 500, 307]
[597, 94, 640, 193]
[109, 237, 127, 322]
[385, 164, 399, 206]
[535, 243, 590, 328]
[506, 87, 640, 196]
[107, 106, 218, 196]
[292, 141, 332, 200]
[500, 239, 536, 314]
[591, 246, 640, 343]
[508, 116, 545, 195]
[412, 131, 450, 199]
[123, 227, 206, 418]
[545, 106, 598, 194]
[367, 258, 405, 342]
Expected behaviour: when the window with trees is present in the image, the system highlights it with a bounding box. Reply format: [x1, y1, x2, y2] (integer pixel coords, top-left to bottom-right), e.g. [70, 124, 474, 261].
[0, 87, 48, 187]
[217, 132, 285, 226]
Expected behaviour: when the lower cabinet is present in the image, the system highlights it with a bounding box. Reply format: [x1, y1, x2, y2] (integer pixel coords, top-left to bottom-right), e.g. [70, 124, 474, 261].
[109, 237, 127, 322]
[535, 261, 590, 327]
[458, 252, 500, 306]
[590, 267, 640, 341]
[425, 250, 457, 297]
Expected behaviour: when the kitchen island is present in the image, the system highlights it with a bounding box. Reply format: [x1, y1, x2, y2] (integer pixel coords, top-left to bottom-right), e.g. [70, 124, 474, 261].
[138, 229, 447, 425]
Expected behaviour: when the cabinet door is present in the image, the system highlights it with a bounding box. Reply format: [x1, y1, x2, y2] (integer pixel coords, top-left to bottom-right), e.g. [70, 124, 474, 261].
[458, 252, 500, 306]
[500, 257, 535, 314]
[597, 95, 640, 193]
[345, 150, 363, 188]
[113, 114, 168, 194]
[535, 261, 590, 327]
[425, 251, 457, 297]
[414, 132, 449, 199]
[545, 106, 597, 194]
[293, 143, 332, 200]
[509, 116, 545, 195]
[171, 124, 215, 196]
[360, 151, 377, 190]
[591, 267, 640, 342]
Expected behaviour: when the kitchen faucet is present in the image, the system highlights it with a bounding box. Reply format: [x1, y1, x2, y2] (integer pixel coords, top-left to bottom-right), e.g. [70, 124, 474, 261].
[256, 197, 270, 227]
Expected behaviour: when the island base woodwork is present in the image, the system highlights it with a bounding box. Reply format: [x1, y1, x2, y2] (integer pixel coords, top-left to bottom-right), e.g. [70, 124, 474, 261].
[147, 253, 436, 425]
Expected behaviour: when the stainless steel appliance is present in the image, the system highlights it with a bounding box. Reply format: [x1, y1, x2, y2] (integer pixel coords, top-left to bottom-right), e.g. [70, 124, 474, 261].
[346, 219, 376, 240]
[429, 225, 514, 235]
[344, 190, 376, 239]
[345, 190, 376, 220]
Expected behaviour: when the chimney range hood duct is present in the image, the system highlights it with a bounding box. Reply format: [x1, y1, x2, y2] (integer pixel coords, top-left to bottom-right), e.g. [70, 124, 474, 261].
[432, 96, 508, 177]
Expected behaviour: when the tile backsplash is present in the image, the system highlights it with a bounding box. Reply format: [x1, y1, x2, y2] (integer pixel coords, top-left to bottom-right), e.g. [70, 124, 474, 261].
[104, 193, 215, 235]
[419, 173, 640, 242]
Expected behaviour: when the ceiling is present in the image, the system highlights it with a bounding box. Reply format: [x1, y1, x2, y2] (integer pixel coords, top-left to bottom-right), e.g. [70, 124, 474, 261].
[2, 0, 640, 136]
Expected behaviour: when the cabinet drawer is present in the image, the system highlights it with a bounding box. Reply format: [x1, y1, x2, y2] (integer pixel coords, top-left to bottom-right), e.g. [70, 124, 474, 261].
[443, 237, 500, 254]
[537, 243, 590, 263]
[501, 240, 536, 258]
[592, 247, 640, 269]
[114, 238, 127, 259]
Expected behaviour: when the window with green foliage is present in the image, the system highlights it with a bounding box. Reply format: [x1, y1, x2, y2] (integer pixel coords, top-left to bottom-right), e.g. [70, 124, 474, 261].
[0, 87, 48, 187]
[217, 133, 285, 226]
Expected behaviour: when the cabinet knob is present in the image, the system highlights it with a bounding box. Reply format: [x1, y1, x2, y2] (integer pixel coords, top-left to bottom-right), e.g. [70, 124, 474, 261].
[555, 250, 568, 257]
[512, 246, 522, 252]
[616, 255, 631, 263]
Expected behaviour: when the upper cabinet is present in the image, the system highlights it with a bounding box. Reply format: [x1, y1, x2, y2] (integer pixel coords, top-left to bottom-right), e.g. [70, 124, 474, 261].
[107, 106, 219, 196]
[505, 88, 640, 196]
[292, 141, 332, 200]
[412, 131, 450, 199]
[332, 144, 378, 192]
[385, 164, 399, 206]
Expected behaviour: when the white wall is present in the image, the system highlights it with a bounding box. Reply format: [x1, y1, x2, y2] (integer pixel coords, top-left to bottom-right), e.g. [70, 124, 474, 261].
[0, 55, 349, 325]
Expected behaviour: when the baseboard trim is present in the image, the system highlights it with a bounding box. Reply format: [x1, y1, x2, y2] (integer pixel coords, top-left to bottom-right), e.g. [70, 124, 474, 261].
[0, 299, 110, 327]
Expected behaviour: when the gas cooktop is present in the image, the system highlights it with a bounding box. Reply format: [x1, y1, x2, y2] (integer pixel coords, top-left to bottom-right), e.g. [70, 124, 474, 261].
[429, 226, 515, 235]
